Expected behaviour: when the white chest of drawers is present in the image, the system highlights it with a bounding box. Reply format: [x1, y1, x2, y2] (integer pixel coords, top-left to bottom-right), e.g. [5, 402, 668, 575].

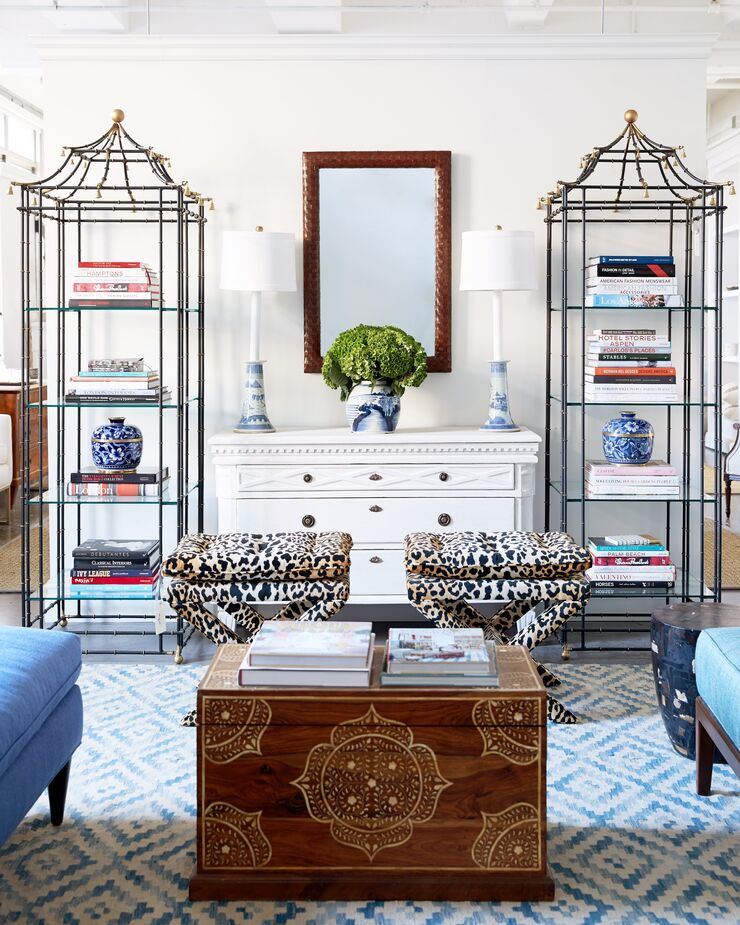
[209, 426, 542, 604]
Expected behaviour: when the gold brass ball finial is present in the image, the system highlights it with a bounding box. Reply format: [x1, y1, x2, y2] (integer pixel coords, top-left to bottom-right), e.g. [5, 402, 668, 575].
[255, 225, 264, 232]
[111, 108, 125, 124]
[624, 109, 638, 124]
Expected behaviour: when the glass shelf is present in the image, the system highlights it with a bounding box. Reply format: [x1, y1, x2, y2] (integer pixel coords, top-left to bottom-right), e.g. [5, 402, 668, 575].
[28, 396, 200, 410]
[548, 395, 716, 407]
[24, 306, 200, 313]
[30, 576, 162, 602]
[551, 305, 716, 312]
[29, 482, 201, 506]
[548, 480, 710, 503]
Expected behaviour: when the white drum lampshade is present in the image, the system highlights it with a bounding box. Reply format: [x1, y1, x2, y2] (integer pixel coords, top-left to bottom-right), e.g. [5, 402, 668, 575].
[459, 229, 536, 292]
[220, 230, 297, 293]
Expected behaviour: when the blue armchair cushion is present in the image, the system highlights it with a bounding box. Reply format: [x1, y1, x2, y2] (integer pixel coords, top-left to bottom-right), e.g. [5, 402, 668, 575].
[695, 627, 740, 751]
[0, 626, 82, 780]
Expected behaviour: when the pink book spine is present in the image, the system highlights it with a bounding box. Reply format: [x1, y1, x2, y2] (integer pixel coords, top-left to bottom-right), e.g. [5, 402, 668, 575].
[587, 465, 677, 476]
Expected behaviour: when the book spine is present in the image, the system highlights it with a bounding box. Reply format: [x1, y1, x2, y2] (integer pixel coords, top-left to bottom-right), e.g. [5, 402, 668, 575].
[77, 261, 150, 268]
[78, 370, 155, 377]
[590, 256, 674, 265]
[589, 367, 677, 376]
[71, 568, 159, 578]
[585, 466, 676, 476]
[589, 544, 666, 553]
[586, 477, 679, 486]
[73, 558, 158, 569]
[73, 283, 157, 292]
[587, 569, 676, 580]
[68, 299, 161, 308]
[588, 354, 672, 362]
[68, 389, 163, 396]
[590, 329, 658, 335]
[73, 548, 158, 561]
[590, 581, 674, 589]
[591, 555, 673, 566]
[69, 291, 160, 301]
[71, 575, 159, 585]
[586, 376, 676, 384]
[586, 280, 678, 292]
[65, 395, 168, 404]
[587, 264, 675, 278]
[67, 483, 163, 496]
[70, 471, 165, 484]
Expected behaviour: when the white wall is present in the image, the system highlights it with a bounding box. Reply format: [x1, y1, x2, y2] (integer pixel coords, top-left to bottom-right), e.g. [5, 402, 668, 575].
[34, 35, 711, 529]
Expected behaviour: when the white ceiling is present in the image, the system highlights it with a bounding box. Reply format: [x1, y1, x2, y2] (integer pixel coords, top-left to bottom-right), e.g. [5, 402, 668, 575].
[1, 0, 740, 103]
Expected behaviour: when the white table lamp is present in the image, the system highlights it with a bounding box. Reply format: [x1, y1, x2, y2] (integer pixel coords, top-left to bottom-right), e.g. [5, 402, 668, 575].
[221, 228, 296, 433]
[460, 227, 536, 431]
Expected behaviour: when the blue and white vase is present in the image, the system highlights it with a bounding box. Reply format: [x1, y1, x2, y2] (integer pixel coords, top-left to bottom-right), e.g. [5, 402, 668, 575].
[235, 361, 274, 434]
[345, 381, 401, 434]
[91, 417, 143, 472]
[602, 411, 654, 465]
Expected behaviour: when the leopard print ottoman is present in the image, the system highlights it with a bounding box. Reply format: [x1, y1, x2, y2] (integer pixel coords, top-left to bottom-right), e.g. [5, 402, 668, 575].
[162, 532, 353, 724]
[404, 531, 591, 725]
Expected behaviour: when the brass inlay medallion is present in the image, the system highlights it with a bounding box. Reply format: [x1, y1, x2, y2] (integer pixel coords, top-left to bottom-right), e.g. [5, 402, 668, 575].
[472, 802, 540, 870]
[291, 704, 451, 861]
[203, 802, 271, 868]
[473, 699, 540, 765]
[203, 697, 271, 763]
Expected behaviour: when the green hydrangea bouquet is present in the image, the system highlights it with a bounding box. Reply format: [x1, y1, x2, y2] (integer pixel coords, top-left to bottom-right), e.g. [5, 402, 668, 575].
[322, 324, 428, 402]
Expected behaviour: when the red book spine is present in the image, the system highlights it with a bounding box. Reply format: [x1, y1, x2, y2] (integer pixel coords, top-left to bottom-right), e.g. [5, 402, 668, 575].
[592, 555, 673, 566]
[73, 283, 158, 292]
[78, 261, 149, 268]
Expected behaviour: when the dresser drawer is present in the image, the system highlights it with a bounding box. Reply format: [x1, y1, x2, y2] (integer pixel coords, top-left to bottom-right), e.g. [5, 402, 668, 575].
[236, 497, 516, 543]
[351, 548, 406, 597]
[236, 464, 515, 494]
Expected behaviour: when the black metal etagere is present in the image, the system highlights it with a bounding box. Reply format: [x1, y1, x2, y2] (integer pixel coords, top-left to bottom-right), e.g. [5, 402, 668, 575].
[14, 108, 210, 661]
[543, 109, 732, 655]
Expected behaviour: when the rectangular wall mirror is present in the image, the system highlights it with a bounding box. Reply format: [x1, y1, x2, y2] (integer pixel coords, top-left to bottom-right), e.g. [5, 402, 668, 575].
[303, 150, 452, 373]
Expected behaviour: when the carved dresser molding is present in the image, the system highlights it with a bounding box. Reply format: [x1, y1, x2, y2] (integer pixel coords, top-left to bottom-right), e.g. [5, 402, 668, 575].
[190, 643, 553, 901]
[209, 426, 542, 606]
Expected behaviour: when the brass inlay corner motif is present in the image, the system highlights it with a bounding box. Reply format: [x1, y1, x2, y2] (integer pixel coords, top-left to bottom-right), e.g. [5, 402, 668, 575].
[291, 704, 451, 861]
[203, 697, 271, 763]
[203, 802, 271, 868]
[472, 802, 540, 870]
[473, 699, 540, 765]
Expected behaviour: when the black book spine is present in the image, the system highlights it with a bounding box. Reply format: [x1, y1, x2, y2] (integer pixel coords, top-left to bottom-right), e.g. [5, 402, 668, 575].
[590, 265, 676, 277]
[588, 376, 677, 384]
[73, 557, 160, 570]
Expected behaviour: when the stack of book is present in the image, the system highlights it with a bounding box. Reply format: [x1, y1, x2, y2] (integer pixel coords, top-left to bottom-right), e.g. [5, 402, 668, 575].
[71, 539, 161, 596]
[585, 329, 677, 403]
[68, 260, 161, 308]
[67, 466, 169, 498]
[585, 459, 679, 498]
[380, 627, 498, 687]
[65, 357, 170, 405]
[238, 622, 375, 687]
[586, 255, 682, 308]
[585, 534, 676, 592]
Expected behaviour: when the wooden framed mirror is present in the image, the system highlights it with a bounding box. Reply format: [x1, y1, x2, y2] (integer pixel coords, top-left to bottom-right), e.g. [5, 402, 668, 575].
[303, 150, 452, 373]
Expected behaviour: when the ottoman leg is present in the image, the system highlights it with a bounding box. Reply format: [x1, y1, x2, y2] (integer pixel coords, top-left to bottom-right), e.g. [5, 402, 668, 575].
[508, 597, 584, 651]
[180, 709, 197, 728]
[547, 696, 577, 724]
[219, 599, 264, 645]
[287, 595, 349, 623]
[535, 663, 562, 688]
[489, 599, 537, 636]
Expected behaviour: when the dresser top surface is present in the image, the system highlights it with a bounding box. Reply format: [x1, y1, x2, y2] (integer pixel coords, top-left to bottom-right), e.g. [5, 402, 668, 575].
[209, 425, 541, 448]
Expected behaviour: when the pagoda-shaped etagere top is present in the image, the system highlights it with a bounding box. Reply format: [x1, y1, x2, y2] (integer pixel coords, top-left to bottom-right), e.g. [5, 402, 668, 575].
[539, 109, 734, 216]
[7, 108, 213, 215]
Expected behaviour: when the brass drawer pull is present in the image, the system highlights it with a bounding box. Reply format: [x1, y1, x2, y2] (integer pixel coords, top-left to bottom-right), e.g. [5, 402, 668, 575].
[303, 473, 313, 483]
[369, 505, 383, 513]
[438, 513, 452, 527]
[369, 473, 383, 481]
[369, 556, 383, 564]
[439, 472, 449, 482]
[302, 514, 316, 528]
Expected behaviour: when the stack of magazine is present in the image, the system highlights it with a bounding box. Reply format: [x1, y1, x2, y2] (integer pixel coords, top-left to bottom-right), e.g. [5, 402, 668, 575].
[381, 628, 499, 687]
[238, 621, 374, 687]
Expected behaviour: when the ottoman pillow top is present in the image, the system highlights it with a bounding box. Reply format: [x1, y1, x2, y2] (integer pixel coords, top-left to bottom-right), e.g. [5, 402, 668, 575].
[162, 531, 352, 582]
[405, 531, 591, 581]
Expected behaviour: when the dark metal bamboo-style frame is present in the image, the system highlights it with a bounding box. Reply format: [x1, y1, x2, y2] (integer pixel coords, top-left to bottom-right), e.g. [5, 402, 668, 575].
[13, 109, 209, 661]
[543, 109, 733, 655]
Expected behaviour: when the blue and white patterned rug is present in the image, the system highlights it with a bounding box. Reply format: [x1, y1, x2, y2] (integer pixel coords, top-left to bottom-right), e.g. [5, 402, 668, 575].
[0, 663, 738, 925]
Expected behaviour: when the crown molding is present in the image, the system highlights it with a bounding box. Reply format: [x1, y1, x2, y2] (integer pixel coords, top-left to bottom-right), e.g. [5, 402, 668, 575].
[33, 32, 719, 63]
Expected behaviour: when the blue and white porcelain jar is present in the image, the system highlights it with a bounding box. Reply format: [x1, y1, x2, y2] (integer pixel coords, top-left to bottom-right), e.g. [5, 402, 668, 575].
[602, 411, 654, 465]
[91, 417, 143, 472]
[345, 381, 401, 434]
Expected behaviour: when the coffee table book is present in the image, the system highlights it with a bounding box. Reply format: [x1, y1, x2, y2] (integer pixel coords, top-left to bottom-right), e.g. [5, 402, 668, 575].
[246, 620, 373, 668]
[191, 643, 552, 901]
[238, 639, 374, 687]
[386, 627, 490, 675]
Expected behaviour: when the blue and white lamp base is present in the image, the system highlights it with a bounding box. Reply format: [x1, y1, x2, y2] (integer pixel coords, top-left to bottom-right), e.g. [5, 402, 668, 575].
[481, 360, 519, 432]
[234, 361, 275, 434]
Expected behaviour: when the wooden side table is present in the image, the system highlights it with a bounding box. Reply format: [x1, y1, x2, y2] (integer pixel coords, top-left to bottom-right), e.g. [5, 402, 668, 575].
[0, 384, 48, 507]
[651, 603, 740, 759]
[191, 644, 553, 902]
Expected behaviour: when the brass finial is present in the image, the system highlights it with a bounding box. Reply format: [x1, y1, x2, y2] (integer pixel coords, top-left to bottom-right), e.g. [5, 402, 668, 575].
[95, 185, 102, 200]
[209, 199, 215, 211]
[710, 194, 716, 207]
[6, 183, 13, 195]
[624, 109, 638, 124]
[730, 183, 737, 197]
[111, 108, 125, 124]
[495, 225, 503, 231]
[255, 225, 264, 232]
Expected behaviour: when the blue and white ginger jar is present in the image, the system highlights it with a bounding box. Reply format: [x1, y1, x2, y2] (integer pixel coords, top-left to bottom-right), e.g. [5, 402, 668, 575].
[91, 417, 143, 471]
[602, 411, 654, 465]
[345, 381, 401, 434]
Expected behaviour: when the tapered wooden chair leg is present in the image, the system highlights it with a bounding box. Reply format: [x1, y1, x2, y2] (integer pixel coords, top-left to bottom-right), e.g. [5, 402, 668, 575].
[48, 760, 71, 826]
[695, 700, 714, 796]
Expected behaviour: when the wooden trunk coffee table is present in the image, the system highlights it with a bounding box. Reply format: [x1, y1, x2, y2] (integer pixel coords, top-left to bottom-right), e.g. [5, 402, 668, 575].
[190, 644, 553, 901]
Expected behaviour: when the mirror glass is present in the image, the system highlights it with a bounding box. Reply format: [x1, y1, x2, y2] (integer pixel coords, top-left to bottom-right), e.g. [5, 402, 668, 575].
[318, 168, 436, 355]
[303, 151, 451, 373]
